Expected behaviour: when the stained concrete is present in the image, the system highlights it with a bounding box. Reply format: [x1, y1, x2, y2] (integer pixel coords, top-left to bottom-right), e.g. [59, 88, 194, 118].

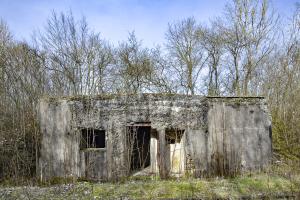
[37, 94, 272, 181]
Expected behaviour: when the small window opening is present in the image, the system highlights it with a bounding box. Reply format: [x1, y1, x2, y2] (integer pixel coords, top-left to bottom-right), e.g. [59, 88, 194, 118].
[80, 128, 105, 149]
[166, 128, 184, 144]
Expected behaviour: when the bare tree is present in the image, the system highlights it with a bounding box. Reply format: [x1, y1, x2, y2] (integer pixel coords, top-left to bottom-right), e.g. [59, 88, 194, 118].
[116, 32, 153, 94]
[221, 0, 278, 95]
[166, 17, 208, 95]
[39, 11, 113, 95]
[146, 47, 178, 93]
[0, 20, 12, 99]
[0, 23, 46, 180]
[199, 24, 224, 96]
[262, 5, 300, 158]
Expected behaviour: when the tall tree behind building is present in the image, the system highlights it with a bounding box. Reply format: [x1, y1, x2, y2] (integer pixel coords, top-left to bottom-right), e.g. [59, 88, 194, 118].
[220, 0, 278, 95]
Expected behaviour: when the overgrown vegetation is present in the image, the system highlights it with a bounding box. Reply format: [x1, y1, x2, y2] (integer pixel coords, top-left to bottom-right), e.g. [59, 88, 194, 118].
[0, 163, 299, 199]
[91, 173, 299, 199]
[0, 0, 299, 185]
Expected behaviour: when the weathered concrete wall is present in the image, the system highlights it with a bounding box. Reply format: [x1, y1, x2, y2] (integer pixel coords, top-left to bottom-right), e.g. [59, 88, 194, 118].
[38, 100, 78, 180]
[79, 149, 107, 180]
[38, 94, 272, 181]
[206, 97, 272, 176]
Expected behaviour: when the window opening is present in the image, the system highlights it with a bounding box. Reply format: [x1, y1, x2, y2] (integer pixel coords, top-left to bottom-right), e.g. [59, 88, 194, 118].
[165, 128, 184, 144]
[80, 128, 105, 149]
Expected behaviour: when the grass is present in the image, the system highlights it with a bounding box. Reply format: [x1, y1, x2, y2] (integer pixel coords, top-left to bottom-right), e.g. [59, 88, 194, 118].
[90, 173, 299, 199]
[0, 163, 299, 199]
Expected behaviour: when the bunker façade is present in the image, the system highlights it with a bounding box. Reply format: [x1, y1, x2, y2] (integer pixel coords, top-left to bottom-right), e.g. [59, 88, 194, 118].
[37, 93, 272, 181]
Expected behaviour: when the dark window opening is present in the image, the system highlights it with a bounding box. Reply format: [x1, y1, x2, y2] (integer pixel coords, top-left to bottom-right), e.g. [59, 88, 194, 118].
[80, 129, 105, 149]
[126, 125, 151, 173]
[166, 128, 184, 144]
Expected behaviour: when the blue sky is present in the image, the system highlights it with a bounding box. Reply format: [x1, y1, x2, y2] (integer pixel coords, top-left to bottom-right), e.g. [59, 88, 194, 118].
[0, 0, 298, 47]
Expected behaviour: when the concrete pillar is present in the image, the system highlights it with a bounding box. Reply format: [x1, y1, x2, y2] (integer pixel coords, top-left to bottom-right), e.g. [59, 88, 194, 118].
[150, 129, 158, 173]
[158, 128, 170, 179]
[106, 124, 114, 180]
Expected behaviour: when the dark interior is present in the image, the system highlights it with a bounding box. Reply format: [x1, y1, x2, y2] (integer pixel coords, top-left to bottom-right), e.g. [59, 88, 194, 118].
[80, 128, 106, 149]
[127, 126, 151, 172]
[165, 128, 184, 144]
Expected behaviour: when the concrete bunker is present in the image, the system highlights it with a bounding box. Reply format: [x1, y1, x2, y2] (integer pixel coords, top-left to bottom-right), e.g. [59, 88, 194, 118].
[38, 94, 272, 181]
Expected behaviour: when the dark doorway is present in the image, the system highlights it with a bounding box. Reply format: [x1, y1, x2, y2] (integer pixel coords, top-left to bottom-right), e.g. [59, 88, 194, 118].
[126, 125, 151, 173]
[80, 129, 106, 149]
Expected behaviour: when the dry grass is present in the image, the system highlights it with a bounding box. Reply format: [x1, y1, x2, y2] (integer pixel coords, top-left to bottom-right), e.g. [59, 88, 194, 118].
[0, 162, 299, 199]
[92, 173, 299, 199]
